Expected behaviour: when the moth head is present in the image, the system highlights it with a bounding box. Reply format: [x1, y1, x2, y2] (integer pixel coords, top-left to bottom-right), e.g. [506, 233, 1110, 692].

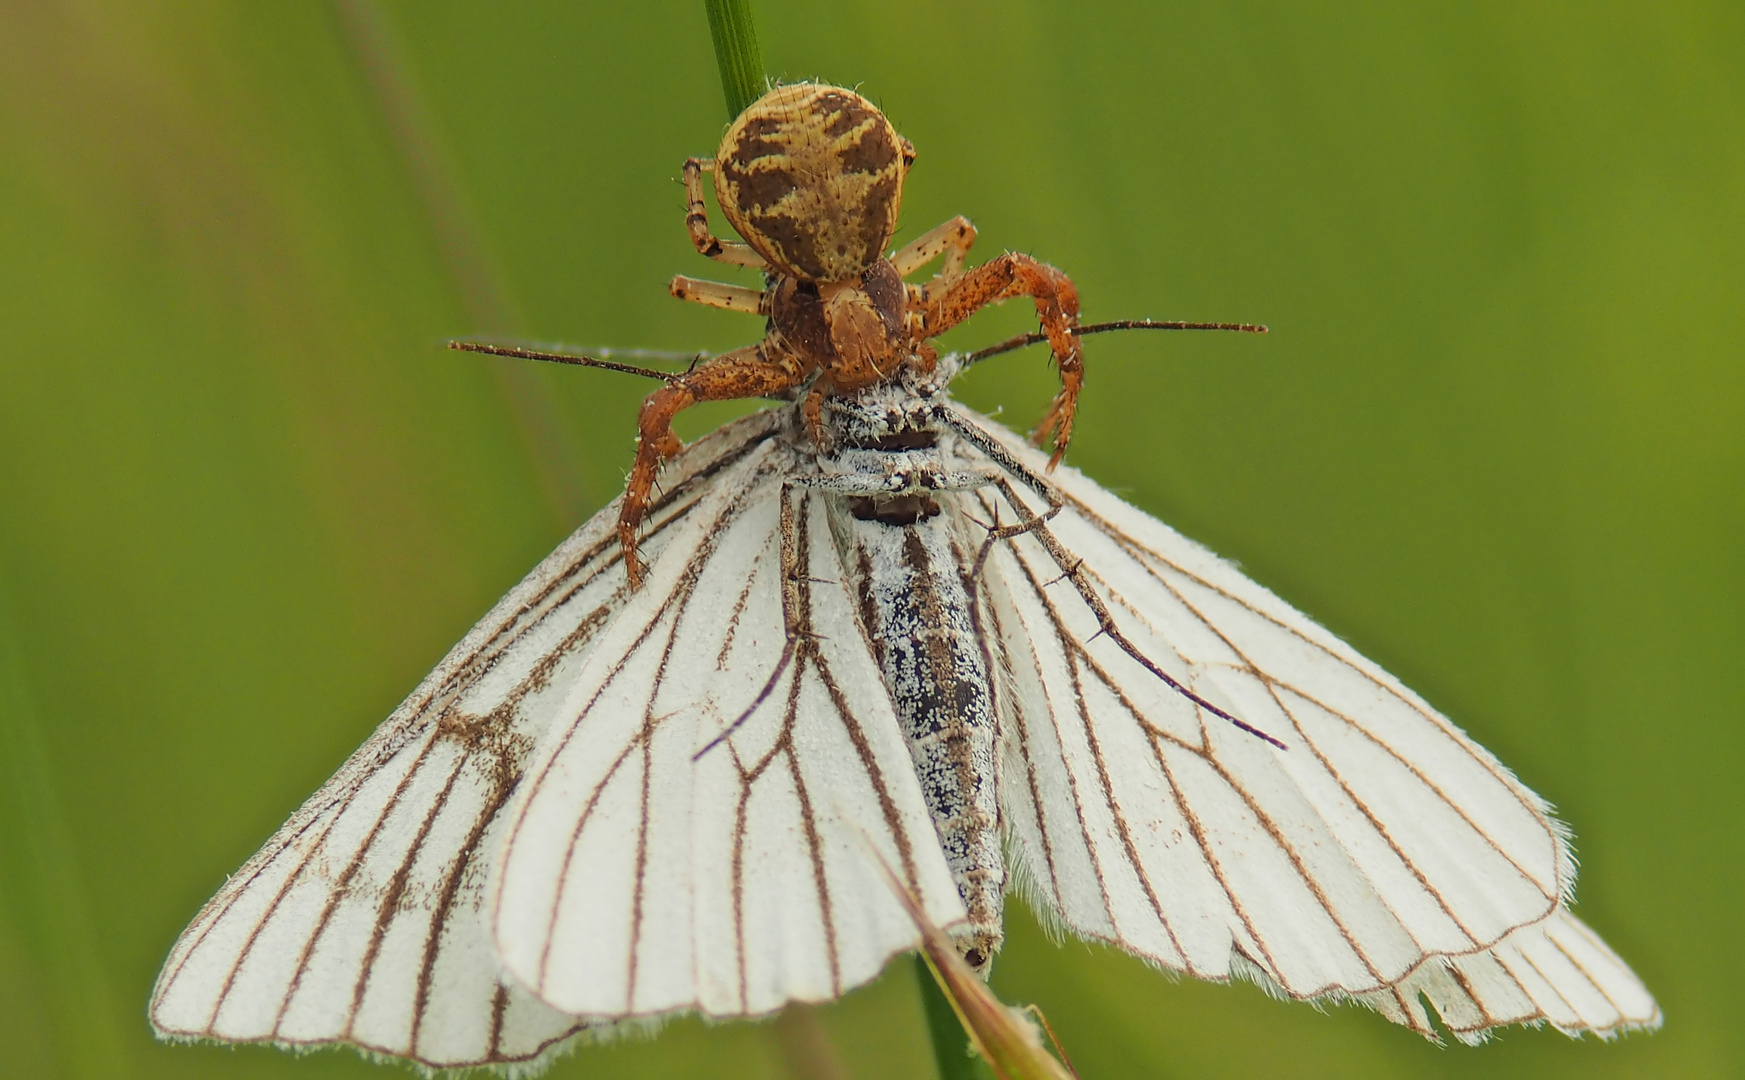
[715, 83, 910, 283]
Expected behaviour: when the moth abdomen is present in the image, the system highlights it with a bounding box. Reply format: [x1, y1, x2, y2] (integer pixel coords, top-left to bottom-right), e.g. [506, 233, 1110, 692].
[838, 499, 1004, 974]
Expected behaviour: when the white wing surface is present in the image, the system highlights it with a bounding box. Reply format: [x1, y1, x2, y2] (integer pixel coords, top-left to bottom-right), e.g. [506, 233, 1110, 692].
[1360, 908, 1661, 1041]
[150, 412, 786, 1071]
[959, 409, 1657, 1037]
[490, 448, 966, 1020]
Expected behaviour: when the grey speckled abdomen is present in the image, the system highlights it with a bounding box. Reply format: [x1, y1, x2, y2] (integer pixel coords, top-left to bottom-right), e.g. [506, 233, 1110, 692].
[836, 500, 1004, 972]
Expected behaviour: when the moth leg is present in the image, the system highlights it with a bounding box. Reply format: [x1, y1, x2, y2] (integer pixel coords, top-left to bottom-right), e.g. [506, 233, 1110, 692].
[987, 475, 1286, 750]
[692, 481, 808, 760]
[915, 253, 1082, 466]
[966, 474, 1065, 582]
[669, 275, 767, 314]
[934, 406, 1062, 500]
[620, 343, 807, 586]
[800, 383, 832, 452]
[890, 215, 976, 282]
[683, 157, 767, 268]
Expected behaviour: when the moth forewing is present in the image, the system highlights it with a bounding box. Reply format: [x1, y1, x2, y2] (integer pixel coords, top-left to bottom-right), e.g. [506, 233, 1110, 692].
[146, 414, 807, 1070]
[957, 406, 1655, 1033]
[489, 434, 966, 1021]
[1014, 428, 1574, 912]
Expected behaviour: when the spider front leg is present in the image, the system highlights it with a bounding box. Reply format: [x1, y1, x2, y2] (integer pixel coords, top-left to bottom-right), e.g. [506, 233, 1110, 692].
[619, 342, 807, 586]
[916, 252, 1082, 465]
[682, 157, 767, 269]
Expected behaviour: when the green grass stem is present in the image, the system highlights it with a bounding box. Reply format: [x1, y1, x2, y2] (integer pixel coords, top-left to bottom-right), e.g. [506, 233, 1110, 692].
[703, 0, 766, 117]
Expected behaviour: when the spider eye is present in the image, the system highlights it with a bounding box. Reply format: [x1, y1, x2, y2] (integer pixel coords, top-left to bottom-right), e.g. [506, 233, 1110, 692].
[899, 137, 917, 171]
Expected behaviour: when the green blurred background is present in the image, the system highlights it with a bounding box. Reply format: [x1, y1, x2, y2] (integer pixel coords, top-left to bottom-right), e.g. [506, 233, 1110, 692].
[1, 2, 1739, 1077]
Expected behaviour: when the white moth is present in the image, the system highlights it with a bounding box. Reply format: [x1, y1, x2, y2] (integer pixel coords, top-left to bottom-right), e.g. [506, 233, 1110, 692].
[150, 356, 1660, 1072]
[151, 82, 1659, 1072]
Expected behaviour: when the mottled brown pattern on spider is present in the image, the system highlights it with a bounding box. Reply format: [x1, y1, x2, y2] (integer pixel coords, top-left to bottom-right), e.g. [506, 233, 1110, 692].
[624, 82, 1085, 591]
[715, 84, 911, 282]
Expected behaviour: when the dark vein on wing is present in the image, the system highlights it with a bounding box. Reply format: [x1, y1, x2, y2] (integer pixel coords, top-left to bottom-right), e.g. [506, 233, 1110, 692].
[1026, 525, 1451, 992]
[627, 737, 653, 1010]
[343, 743, 472, 1041]
[990, 542, 1122, 939]
[786, 713, 842, 994]
[965, 490, 1067, 910]
[960, 405, 1514, 770]
[518, 446, 781, 1005]
[1053, 537, 1437, 977]
[270, 734, 444, 1037]
[410, 728, 524, 1056]
[1074, 481, 1548, 815]
[1005, 543, 1191, 968]
[783, 505, 839, 994]
[1274, 678, 1552, 909]
[965, 412, 1569, 966]
[531, 728, 646, 994]
[1149, 687, 1384, 988]
[1547, 930, 1625, 1019]
[989, 478, 1286, 750]
[488, 983, 511, 1059]
[730, 761, 752, 1013]
[1114, 519, 1553, 919]
[715, 550, 762, 672]
[1009, 520, 1389, 992]
[510, 456, 777, 989]
[1264, 683, 1488, 944]
[814, 530, 922, 897]
[1446, 962, 1497, 1028]
[215, 422, 780, 940]
[194, 799, 353, 1031]
[1130, 551, 1559, 896]
[1390, 984, 1429, 1036]
[158, 427, 757, 1024]
[1516, 948, 1582, 1024]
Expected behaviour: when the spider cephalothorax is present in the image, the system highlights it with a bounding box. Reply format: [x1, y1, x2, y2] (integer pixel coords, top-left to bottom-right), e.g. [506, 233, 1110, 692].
[629, 82, 1083, 585]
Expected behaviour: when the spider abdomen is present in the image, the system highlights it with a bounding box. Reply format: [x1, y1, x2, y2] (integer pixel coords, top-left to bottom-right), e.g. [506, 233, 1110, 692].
[715, 83, 914, 282]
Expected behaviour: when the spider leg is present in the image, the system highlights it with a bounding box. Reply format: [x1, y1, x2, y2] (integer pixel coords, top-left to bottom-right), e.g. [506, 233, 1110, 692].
[669, 275, 768, 314]
[683, 157, 768, 269]
[619, 342, 808, 586]
[916, 253, 1082, 466]
[890, 214, 976, 281]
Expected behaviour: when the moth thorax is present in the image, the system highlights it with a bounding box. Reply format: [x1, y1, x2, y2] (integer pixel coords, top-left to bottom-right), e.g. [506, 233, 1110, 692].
[715, 83, 914, 282]
[827, 383, 950, 449]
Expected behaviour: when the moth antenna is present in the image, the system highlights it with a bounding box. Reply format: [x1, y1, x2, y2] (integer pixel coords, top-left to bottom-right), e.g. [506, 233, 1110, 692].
[449, 340, 682, 381]
[962, 318, 1268, 367]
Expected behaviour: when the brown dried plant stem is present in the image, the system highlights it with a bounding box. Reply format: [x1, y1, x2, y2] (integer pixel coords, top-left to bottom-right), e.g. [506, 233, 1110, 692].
[916, 956, 997, 1080]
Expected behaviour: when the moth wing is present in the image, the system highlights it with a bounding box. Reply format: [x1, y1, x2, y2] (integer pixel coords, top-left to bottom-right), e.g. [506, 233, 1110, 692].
[959, 408, 1655, 1037]
[1361, 907, 1662, 1041]
[149, 412, 785, 1071]
[490, 463, 965, 1020]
